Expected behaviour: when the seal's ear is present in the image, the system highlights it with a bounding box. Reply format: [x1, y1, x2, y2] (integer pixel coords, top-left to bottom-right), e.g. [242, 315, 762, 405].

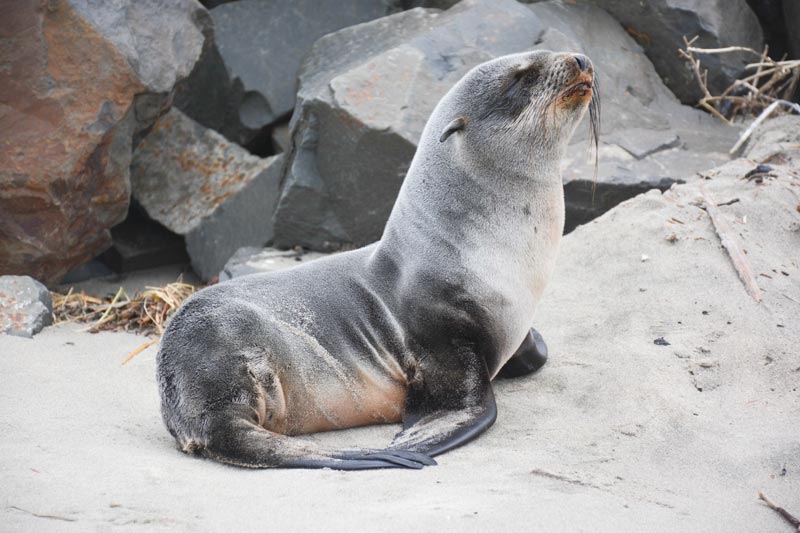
[439, 117, 466, 143]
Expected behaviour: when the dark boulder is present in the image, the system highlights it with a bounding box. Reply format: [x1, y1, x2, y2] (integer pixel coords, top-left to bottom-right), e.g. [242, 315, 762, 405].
[273, 0, 546, 250]
[584, 0, 763, 104]
[209, 0, 399, 132]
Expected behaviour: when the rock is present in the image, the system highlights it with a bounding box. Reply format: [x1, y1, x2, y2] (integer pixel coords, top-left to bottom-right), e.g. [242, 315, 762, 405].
[130, 109, 284, 281]
[172, 8, 254, 146]
[0, 276, 53, 338]
[395, 0, 461, 7]
[70, 0, 205, 94]
[584, 0, 763, 104]
[61, 260, 115, 285]
[209, 0, 398, 132]
[219, 247, 330, 282]
[604, 129, 681, 161]
[275, 0, 740, 248]
[784, 0, 800, 60]
[270, 123, 291, 153]
[99, 204, 189, 273]
[525, 1, 741, 231]
[274, 0, 547, 250]
[0, 0, 206, 285]
[747, 0, 791, 60]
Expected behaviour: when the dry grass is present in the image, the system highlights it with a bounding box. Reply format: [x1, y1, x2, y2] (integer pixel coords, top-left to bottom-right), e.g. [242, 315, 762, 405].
[679, 36, 800, 124]
[51, 278, 198, 336]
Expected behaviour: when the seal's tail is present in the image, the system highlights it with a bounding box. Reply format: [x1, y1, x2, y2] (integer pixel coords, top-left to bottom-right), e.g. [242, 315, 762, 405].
[177, 404, 435, 470]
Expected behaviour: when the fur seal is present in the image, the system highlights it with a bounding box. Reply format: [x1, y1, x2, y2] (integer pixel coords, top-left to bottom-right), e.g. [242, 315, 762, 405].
[157, 50, 598, 470]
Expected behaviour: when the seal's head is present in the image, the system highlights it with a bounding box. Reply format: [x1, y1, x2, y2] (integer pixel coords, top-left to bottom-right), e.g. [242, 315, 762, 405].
[434, 50, 599, 174]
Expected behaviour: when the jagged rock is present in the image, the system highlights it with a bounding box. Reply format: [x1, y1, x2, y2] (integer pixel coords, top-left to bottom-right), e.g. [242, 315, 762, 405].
[747, 0, 792, 60]
[274, 0, 547, 250]
[99, 204, 189, 273]
[131, 109, 283, 281]
[526, 1, 740, 231]
[274, 0, 740, 249]
[584, 0, 763, 104]
[219, 247, 329, 282]
[172, 8, 254, 146]
[270, 124, 291, 153]
[209, 0, 398, 132]
[0, 276, 52, 338]
[785, 1, 800, 60]
[0, 0, 206, 285]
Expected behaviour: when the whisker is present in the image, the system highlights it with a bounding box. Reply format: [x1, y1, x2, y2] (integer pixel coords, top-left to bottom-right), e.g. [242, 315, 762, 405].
[588, 76, 601, 204]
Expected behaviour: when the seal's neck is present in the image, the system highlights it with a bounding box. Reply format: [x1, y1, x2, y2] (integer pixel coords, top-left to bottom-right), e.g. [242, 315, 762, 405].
[378, 137, 565, 279]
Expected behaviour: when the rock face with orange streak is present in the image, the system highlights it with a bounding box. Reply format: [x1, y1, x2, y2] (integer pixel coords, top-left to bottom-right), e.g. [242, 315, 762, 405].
[130, 109, 284, 281]
[0, 0, 206, 286]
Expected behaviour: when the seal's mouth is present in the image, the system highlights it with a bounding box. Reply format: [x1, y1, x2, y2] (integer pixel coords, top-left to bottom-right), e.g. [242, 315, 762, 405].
[562, 72, 594, 99]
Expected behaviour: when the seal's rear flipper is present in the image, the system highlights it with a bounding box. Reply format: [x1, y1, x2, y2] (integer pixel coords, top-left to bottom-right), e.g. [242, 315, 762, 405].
[388, 351, 497, 457]
[201, 408, 435, 470]
[497, 327, 549, 379]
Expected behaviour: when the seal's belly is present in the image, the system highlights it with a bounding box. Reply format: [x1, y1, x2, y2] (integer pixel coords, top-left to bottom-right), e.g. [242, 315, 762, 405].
[279, 370, 407, 435]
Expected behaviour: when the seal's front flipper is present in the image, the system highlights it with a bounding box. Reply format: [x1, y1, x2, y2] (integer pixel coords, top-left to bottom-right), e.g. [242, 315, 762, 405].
[496, 327, 548, 379]
[389, 350, 497, 457]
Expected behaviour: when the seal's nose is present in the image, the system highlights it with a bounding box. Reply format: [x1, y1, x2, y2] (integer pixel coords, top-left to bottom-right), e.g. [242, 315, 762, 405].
[573, 54, 588, 72]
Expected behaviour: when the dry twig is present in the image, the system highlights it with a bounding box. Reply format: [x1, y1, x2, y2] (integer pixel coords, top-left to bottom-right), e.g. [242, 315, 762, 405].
[679, 36, 800, 130]
[758, 491, 800, 531]
[700, 188, 762, 303]
[121, 338, 160, 366]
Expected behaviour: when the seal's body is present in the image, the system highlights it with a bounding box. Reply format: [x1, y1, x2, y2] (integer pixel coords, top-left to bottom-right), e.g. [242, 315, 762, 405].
[158, 50, 598, 469]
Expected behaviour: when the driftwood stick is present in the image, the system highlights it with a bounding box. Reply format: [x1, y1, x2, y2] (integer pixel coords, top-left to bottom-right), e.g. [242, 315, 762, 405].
[686, 45, 764, 56]
[681, 37, 800, 123]
[701, 189, 762, 303]
[730, 101, 780, 154]
[758, 491, 800, 531]
[730, 100, 800, 154]
[746, 60, 800, 70]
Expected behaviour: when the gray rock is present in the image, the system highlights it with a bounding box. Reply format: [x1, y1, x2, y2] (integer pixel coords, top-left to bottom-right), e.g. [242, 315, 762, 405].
[275, 0, 741, 249]
[583, 0, 763, 104]
[71, 0, 206, 94]
[787, 1, 800, 59]
[395, 0, 460, 7]
[274, 0, 546, 250]
[172, 8, 255, 146]
[210, 0, 398, 131]
[99, 205, 189, 273]
[526, 1, 740, 231]
[219, 247, 329, 282]
[270, 123, 291, 153]
[131, 109, 284, 281]
[747, 0, 793, 60]
[0, 276, 53, 338]
[603, 129, 681, 161]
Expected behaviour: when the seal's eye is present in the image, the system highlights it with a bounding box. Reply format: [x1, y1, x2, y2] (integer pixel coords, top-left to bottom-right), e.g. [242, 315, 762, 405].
[509, 65, 539, 88]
